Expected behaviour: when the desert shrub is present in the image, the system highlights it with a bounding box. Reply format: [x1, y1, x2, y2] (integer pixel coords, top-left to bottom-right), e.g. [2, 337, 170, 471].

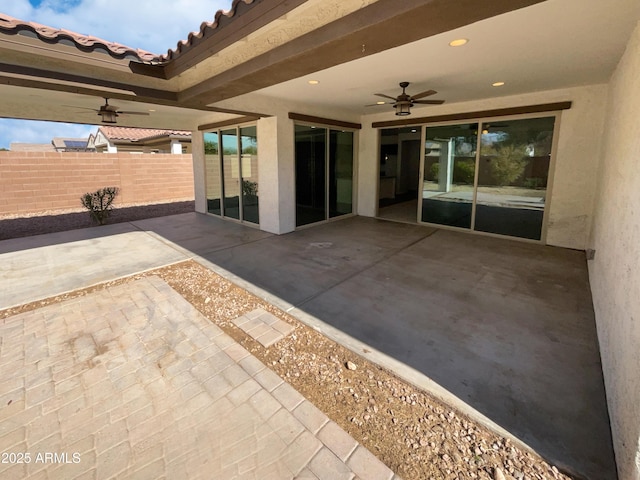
[486, 144, 528, 186]
[428, 163, 439, 181]
[242, 180, 258, 197]
[523, 177, 546, 189]
[80, 187, 119, 225]
[453, 160, 475, 184]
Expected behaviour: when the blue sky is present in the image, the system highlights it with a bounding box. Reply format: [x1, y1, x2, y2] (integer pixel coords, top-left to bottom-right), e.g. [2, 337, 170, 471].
[0, 0, 231, 149]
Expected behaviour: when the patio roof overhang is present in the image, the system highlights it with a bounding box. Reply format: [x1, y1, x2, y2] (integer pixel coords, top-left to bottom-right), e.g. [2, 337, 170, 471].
[0, 0, 550, 129]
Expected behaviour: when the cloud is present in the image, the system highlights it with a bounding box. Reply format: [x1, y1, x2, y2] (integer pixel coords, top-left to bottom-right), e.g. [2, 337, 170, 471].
[4, 0, 232, 53]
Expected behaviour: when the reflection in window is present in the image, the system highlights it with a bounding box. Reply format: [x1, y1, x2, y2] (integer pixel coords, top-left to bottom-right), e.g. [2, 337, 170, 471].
[204, 132, 221, 216]
[204, 126, 259, 225]
[422, 124, 478, 228]
[295, 125, 327, 226]
[475, 117, 554, 240]
[241, 126, 259, 224]
[329, 130, 354, 218]
[221, 129, 240, 220]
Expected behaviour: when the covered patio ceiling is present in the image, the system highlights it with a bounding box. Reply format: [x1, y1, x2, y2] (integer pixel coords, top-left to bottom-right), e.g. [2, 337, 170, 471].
[2, 0, 637, 130]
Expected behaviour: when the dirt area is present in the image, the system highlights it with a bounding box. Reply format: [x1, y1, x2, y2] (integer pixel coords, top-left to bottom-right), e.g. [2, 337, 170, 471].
[1, 259, 574, 480]
[0, 200, 194, 240]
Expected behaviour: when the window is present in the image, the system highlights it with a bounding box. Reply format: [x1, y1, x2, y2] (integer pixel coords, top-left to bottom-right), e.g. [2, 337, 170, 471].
[204, 125, 259, 225]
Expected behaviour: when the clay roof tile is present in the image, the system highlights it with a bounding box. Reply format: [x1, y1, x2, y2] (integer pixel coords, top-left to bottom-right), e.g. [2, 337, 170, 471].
[0, 13, 159, 62]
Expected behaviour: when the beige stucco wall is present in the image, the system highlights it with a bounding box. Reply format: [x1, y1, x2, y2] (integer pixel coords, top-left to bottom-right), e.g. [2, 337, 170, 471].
[359, 85, 609, 250]
[0, 152, 194, 215]
[588, 21, 640, 480]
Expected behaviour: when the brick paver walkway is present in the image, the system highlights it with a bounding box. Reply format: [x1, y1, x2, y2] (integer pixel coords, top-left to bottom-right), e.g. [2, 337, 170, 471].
[232, 308, 295, 347]
[0, 276, 399, 480]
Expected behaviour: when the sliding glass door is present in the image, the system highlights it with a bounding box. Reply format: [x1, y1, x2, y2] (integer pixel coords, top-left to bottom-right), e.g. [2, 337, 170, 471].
[420, 115, 555, 241]
[474, 117, 554, 239]
[204, 125, 259, 225]
[295, 125, 354, 227]
[422, 123, 477, 229]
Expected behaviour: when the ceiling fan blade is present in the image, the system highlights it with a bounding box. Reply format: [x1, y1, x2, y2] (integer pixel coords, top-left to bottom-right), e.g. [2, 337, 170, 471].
[413, 99, 445, 105]
[365, 103, 388, 107]
[411, 89, 437, 100]
[117, 111, 150, 115]
[63, 105, 99, 112]
[374, 93, 397, 101]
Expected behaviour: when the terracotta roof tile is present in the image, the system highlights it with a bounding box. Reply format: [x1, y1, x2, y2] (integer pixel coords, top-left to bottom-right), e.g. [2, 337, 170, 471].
[0, 13, 159, 62]
[1, 1, 256, 64]
[99, 126, 191, 142]
[160, 0, 255, 61]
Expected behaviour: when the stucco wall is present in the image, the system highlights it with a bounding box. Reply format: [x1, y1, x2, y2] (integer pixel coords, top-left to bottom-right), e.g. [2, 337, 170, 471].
[359, 85, 609, 249]
[588, 21, 640, 480]
[192, 131, 207, 213]
[0, 152, 194, 215]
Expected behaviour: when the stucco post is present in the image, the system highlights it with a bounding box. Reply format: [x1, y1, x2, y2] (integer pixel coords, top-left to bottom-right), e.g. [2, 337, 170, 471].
[357, 123, 378, 217]
[170, 139, 183, 154]
[191, 130, 206, 213]
[257, 115, 295, 234]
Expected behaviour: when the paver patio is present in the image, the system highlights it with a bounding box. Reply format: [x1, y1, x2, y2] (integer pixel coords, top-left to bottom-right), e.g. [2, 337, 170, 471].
[0, 276, 398, 480]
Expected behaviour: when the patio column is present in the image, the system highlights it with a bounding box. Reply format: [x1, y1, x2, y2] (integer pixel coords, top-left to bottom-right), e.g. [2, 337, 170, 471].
[357, 124, 378, 217]
[191, 130, 207, 213]
[170, 139, 183, 154]
[257, 115, 295, 234]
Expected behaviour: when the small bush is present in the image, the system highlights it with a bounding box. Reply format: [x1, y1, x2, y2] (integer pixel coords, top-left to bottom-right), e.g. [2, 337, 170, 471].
[523, 177, 546, 189]
[81, 187, 119, 225]
[486, 144, 528, 186]
[242, 180, 258, 197]
[428, 163, 439, 181]
[453, 160, 475, 184]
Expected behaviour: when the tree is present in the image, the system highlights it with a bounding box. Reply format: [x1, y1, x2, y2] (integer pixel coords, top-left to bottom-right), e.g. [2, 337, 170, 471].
[486, 143, 528, 186]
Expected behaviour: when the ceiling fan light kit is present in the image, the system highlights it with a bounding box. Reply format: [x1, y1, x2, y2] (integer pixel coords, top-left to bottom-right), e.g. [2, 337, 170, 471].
[369, 81, 444, 116]
[66, 98, 151, 124]
[394, 100, 412, 116]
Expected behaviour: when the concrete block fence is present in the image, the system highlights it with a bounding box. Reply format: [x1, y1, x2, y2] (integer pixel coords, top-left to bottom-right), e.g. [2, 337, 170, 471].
[0, 152, 194, 215]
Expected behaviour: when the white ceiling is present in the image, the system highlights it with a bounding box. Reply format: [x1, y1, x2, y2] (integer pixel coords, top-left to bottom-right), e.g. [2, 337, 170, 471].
[253, 0, 640, 115]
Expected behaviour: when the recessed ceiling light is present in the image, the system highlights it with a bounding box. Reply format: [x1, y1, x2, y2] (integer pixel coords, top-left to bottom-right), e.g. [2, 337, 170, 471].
[411, 129, 417, 133]
[376, 101, 386, 105]
[308, 80, 319, 85]
[492, 81, 505, 87]
[148, 109, 156, 112]
[449, 38, 468, 47]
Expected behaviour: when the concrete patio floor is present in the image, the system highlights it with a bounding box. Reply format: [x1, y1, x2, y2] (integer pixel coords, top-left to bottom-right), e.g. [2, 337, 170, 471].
[0, 212, 615, 479]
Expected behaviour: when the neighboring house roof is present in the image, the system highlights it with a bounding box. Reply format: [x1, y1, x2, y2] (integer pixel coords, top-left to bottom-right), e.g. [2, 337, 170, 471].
[0, 13, 158, 62]
[51, 137, 92, 151]
[98, 127, 191, 143]
[9, 142, 56, 152]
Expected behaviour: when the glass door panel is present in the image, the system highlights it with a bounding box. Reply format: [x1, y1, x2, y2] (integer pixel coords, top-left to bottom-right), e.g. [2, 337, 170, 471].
[422, 124, 477, 228]
[295, 125, 327, 226]
[240, 126, 259, 224]
[329, 130, 353, 218]
[221, 128, 240, 220]
[474, 117, 554, 240]
[204, 132, 221, 216]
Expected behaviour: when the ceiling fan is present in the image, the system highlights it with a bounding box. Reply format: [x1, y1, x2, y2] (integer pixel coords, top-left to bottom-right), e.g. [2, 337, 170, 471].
[70, 98, 150, 124]
[367, 82, 444, 116]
